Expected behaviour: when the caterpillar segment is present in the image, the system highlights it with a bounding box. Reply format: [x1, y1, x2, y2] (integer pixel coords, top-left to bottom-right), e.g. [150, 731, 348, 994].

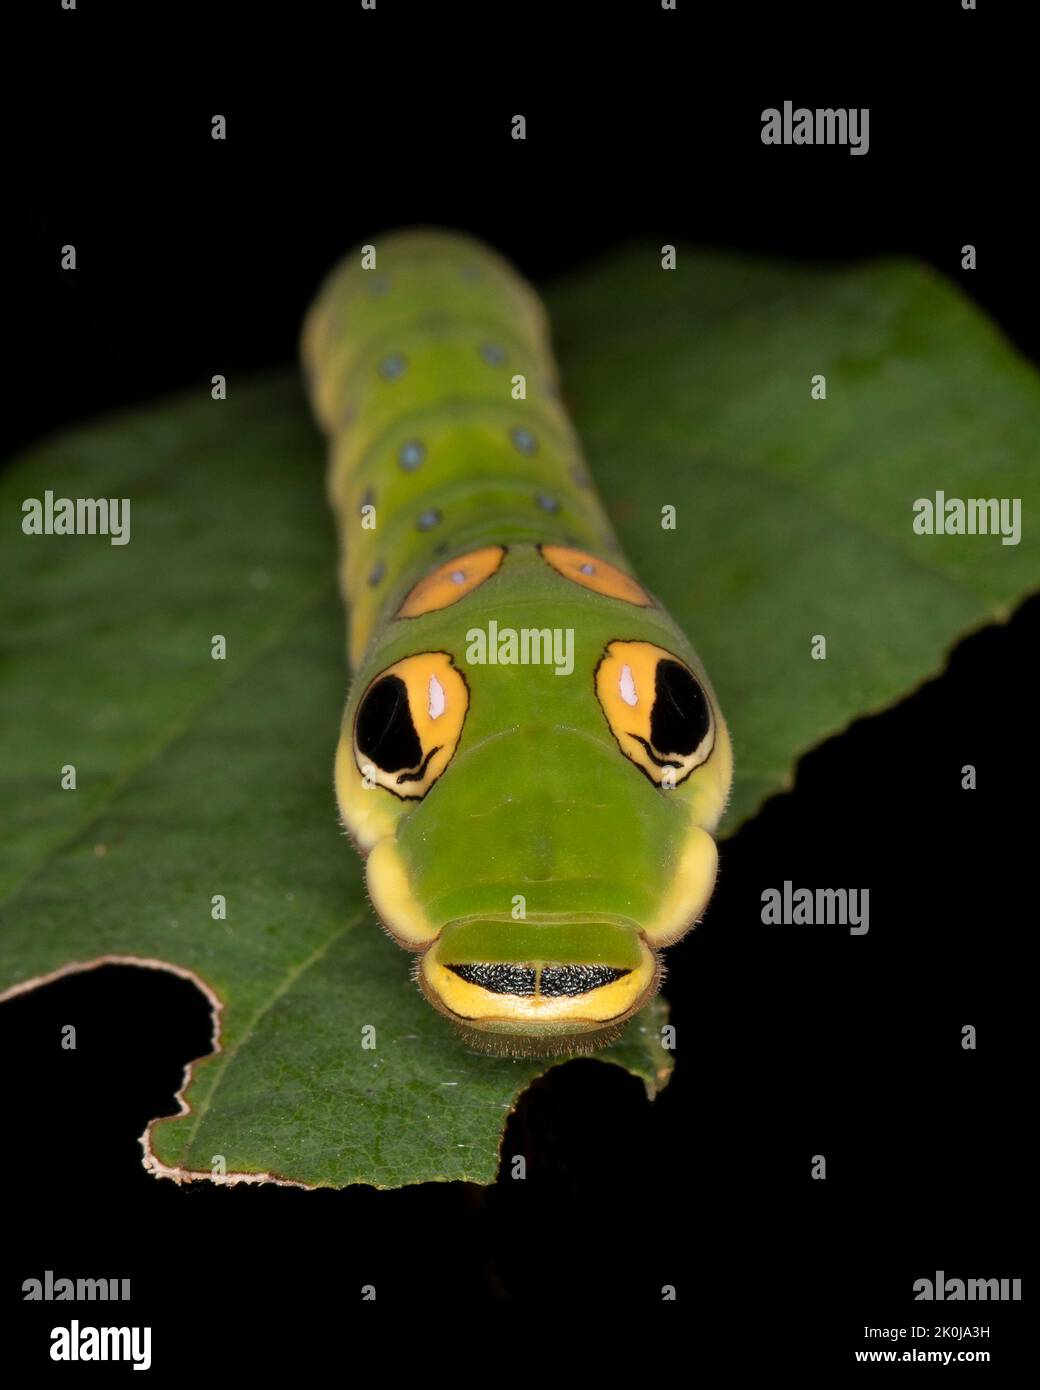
[303, 230, 732, 1056]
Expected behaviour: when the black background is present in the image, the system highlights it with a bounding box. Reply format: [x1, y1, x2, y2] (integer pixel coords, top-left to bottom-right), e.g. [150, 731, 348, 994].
[4, 0, 1032, 1369]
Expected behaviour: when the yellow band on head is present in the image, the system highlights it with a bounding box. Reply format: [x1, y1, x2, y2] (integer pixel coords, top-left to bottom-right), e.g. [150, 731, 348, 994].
[366, 837, 439, 948]
[643, 825, 719, 947]
[419, 936, 660, 1031]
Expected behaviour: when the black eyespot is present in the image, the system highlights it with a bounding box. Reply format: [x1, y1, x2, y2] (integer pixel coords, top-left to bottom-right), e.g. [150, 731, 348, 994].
[353, 653, 470, 802]
[355, 676, 422, 773]
[651, 660, 711, 757]
[595, 641, 716, 788]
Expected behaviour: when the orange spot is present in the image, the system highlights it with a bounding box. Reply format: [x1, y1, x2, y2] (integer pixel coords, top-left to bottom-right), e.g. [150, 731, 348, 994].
[398, 546, 506, 618]
[540, 545, 652, 607]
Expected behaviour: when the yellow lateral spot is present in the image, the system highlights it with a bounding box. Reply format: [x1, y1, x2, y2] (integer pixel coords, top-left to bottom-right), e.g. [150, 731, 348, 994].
[366, 837, 439, 948]
[398, 545, 506, 618]
[540, 544, 652, 606]
[691, 709, 734, 834]
[642, 826, 719, 947]
[334, 735, 400, 851]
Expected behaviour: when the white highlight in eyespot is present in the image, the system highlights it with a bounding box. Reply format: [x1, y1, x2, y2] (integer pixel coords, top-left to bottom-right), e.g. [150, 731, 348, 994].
[619, 664, 638, 706]
[428, 674, 446, 719]
[450, 569, 466, 585]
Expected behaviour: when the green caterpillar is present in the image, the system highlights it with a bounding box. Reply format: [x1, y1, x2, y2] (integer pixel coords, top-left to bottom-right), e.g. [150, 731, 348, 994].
[302, 230, 732, 1056]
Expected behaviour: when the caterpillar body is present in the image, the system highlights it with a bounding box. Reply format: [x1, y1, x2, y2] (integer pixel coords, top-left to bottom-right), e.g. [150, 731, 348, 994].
[302, 230, 732, 1056]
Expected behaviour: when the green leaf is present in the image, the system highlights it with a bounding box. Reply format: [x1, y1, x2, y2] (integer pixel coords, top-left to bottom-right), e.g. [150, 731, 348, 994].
[551, 250, 1039, 828]
[2, 247, 1037, 1187]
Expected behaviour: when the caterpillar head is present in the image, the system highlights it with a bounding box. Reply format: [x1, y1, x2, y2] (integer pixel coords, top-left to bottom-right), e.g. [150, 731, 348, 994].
[335, 546, 732, 1055]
